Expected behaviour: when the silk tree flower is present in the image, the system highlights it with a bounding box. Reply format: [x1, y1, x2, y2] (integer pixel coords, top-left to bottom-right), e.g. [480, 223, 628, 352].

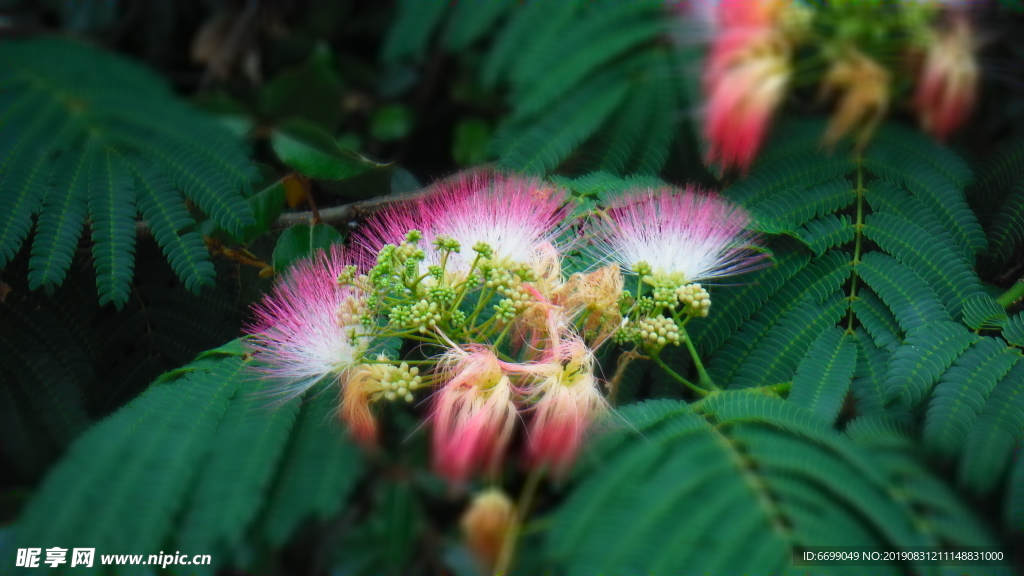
[247, 244, 369, 432]
[820, 49, 891, 148]
[342, 357, 425, 446]
[355, 172, 568, 278]
[701, 0, 792, 173]
[430, 345, 518, 485]
[591, 187, 763, 284]
[914, 14, 978, 140]
[507, 335, 608, 478]
[555, 264, 625, 347]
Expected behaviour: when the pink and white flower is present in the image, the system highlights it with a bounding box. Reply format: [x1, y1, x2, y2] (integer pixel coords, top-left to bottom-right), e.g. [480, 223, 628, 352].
[507, 335, 607, 478]
[914, 14, 978, 141]
[591, 187, 762, 283]
[247, 244, 368, 406]
[701, 0, 792, 173]
[355, 172, 568, 275]
[430, 345, 518, 485]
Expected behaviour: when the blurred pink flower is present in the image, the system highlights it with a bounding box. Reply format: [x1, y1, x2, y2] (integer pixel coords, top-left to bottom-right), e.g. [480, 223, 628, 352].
[702, 0, 791, 172]
[430, 345, 518, 485]
[591, 187, 763, 283]
[914, 14, 978, 140]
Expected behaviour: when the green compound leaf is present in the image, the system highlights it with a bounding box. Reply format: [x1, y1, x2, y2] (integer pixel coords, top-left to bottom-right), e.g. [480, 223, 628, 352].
[883, 320, 976, 408]
[707, 250, 850, 386]
[856, 251, 950, 332]
[960, 292, 1009, 331]
[788, 327, 856, 424]
[0, 38, 259, 303]
[924, 337, 1020, 458]
[958, 361, 1024, 494]
[15, 352, 247, 558]
[549, 393, 1008, 576]
[747, 177, 854, 234]
[850, 287, 903, 352]
[863, 211, 983, 319]
[13, 342, 364, 574]
[795, 214, 855, 256]
[177, 378, 301, 561]
[261, 388, 363, 546]
[863, 142, 985, 263]
[850, 328, 899, 420]
[1003, 313, 1024, 347]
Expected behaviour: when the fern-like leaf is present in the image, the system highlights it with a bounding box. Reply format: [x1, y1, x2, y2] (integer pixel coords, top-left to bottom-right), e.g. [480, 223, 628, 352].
[177, 377, 301, 561]
[508, 3, 665, 122]
[550, 393, 1008, 575]
[442, 0, 516, 51]
[1004, 313, 1024, 347]
[961, 292, 1009, 331]
[864, 212, 983, 319]
[494, 69, 630, 174]
[381, 0, 449, 63]
[864, 141, 986, 262]
[28, 149, 89, 291]
[707, 250, 850, 385]
[747, 177, 854, 234]
[883, 320, 976, 408]
[958, 361, 1024, 493]
[983, 176, 1024, 270]
[850, 287, 903, 351]
[856, 251, 950, 332]
[0, 38, 257, 301]
[924, 337, 1019, 458]
[260, 388, 363, 546]
[850, 328, 897, 419]
[789, 327, 856, 424]
[795, 214, 855, 256]
[689, 239, 811, 356]
[729, 292, 848, 389]
[14, 351, 244, 555]
[845, 414, 915, 449]
[130, 157, 215, 293]
[87, 144, 137, 308]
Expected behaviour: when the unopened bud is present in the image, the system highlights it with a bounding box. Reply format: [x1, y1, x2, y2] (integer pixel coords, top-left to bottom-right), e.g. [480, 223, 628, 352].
[461, 488, 515, 573]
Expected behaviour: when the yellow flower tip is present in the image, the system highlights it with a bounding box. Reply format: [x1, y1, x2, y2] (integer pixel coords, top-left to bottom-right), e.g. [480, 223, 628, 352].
[340, 367, 380, 447]
[820, 49, 890, 150]
[559, 264, 625, 346]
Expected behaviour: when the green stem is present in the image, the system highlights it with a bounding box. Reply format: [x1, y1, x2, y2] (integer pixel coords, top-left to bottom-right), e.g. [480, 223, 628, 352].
[448, 254, 482, 312]
[492, 321, 514, 349]
[996, 281, 1024, 309]
[466, 285, 499, 330]
[650, 349, 708, 397]
[679, 324, 717, 390]
[493, 467, 546, 576]
[846, 152, 865, 332]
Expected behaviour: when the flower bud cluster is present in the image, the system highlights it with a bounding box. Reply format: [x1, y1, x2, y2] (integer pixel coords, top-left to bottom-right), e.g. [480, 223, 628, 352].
[390, 299, 443, 333]
[380, 361, 424, 403]
[638, 316, 682, 349]
[677, 283, 711, 318]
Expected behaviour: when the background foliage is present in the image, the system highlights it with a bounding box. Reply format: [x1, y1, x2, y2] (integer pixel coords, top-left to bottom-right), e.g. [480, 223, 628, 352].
[1, 1, 1024, 575]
